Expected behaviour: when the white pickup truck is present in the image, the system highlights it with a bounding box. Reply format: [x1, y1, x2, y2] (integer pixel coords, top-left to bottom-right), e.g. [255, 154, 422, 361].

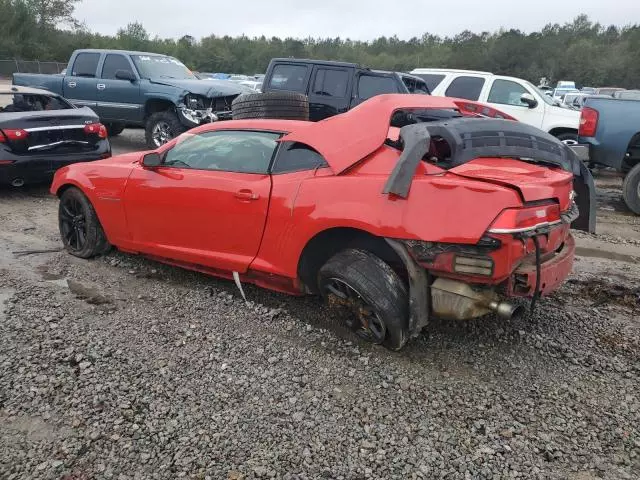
[410, 68, 581, 143]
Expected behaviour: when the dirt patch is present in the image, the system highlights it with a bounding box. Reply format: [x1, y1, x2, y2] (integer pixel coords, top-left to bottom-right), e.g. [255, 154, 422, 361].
[566, 278, 640, 309]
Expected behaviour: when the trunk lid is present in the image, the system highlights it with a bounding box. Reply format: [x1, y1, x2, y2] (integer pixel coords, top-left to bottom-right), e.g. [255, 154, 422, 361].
[449, 158, 574, 210]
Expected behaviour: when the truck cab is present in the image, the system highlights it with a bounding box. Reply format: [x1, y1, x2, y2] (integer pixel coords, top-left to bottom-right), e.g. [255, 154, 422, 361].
[262, 59, 428, 121]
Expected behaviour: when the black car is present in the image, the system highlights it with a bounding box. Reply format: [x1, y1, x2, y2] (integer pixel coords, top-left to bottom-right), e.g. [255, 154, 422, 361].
[0, 85, 111, 187]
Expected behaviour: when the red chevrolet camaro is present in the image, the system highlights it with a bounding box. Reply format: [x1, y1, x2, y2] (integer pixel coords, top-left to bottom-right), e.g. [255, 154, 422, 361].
[51, 95, 596, 350]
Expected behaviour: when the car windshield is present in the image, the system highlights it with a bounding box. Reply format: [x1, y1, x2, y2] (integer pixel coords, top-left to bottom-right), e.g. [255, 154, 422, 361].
[131, 55, 196, 80]
[0, 92, 71, 112]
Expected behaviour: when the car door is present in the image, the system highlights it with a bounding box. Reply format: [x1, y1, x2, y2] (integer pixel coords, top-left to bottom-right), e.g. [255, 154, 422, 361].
[308, 66, 352, 120]
[64, 52, 101, 110]
[485, 78, 544, 128]
[123, 129, 280, 273]
[95, 53, 143, 123]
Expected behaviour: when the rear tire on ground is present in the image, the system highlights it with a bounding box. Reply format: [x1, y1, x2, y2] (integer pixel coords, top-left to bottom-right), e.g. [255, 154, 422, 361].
[145, 110, 187, 149]
[318, 249, 409, 351]
[106, 123, 125, 137]
[232, 92, 309, 120]
[622, 163, 640, 215]
[59, 187, 111, 259]
[555, 132, 579, 145]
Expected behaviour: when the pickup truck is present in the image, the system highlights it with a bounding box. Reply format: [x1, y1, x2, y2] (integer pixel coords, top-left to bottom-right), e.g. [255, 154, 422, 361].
[12, 49, 250, 148]
[574, 96, 640, 214]
[261, 58, 430, 121]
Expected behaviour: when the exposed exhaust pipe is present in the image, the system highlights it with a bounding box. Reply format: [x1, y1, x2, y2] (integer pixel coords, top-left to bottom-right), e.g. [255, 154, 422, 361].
[488, 301, 525, 320]
[11, 178, 24, 188]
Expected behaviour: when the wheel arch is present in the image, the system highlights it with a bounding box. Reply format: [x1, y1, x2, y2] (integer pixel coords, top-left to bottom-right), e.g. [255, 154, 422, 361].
[622, 131, 640, 173]
[144, 98, 176, 119]
[548, 126, 578, 138]
[296, 226, 406, 294]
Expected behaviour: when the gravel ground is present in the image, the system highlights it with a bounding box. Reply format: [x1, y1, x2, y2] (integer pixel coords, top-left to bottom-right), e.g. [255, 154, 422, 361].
[0, 133, 639, 479]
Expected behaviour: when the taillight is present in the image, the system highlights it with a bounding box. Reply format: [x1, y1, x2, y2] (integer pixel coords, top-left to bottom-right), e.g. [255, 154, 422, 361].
[578, 107, 598, 137]
[488, 204, 561, 234]
[0, 129, 29, 142]
[84, 123, 108, 139]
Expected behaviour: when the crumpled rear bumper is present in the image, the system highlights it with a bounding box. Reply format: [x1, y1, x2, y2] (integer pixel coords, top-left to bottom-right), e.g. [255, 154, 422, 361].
[507, 233, 576, 297]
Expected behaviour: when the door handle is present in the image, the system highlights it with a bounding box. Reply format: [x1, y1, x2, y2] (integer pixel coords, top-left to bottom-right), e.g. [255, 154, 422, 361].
[234, 189, 259, 201]
[68, 82, 76, 88]
[97, 84, 106, 90]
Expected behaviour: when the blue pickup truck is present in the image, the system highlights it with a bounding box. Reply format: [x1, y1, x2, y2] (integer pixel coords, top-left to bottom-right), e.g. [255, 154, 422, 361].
[13, 49, 250, 148]
[574, 96, 640, 214]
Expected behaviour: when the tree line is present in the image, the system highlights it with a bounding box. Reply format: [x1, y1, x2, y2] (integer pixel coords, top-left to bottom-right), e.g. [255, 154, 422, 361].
[1, 0, 639, 88]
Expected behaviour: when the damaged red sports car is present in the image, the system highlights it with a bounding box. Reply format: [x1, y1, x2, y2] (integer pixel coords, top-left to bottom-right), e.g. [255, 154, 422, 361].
[50, 95, 596, 350]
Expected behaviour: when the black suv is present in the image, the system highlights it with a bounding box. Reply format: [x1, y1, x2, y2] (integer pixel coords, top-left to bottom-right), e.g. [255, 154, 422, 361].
[261, 58, 429, 121]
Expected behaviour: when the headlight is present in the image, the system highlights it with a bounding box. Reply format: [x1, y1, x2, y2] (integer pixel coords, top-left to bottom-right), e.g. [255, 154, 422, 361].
[185, 95, 206, 110]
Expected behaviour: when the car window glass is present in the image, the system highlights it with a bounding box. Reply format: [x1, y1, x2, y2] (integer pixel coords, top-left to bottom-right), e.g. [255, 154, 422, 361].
[413, 73, 446, 91]
[445, 76, 485, 101]
[272, 142, 329, 174]
[358, 75, 399, 100]
[402, 77, 430, 94]
[487, 79, 529, 106]
[72, 53, 100, 78]
[102, 54, 134, 80]
[268, 64, 308, 92]
[313, 69, 349, 97]
[164, 131, 281, 174]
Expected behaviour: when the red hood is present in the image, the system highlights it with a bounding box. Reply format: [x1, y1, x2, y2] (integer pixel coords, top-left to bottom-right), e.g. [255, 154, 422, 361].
[449, 158, 573, 210]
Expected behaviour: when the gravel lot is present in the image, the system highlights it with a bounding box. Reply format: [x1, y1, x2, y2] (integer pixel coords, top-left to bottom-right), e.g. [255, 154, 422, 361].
[1, 131, 639, 479]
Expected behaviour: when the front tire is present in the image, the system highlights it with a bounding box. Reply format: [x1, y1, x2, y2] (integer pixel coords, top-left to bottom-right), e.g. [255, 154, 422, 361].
[622, 163, 640, 215]
[145, 111, 187, 149]
[59, 187, 111, 259]
[318, 249, 409, 351]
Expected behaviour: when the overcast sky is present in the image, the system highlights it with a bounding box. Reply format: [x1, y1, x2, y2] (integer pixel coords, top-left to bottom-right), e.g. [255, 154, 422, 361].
[74, 0, 637, 41]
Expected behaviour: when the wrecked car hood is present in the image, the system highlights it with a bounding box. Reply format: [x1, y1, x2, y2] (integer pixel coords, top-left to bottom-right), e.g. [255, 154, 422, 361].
[148, 78, 251, 97]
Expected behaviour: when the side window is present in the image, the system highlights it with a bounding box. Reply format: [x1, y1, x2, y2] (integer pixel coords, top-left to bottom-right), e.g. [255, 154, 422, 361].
[272, 142, 329, 174]
[268, 64, 309, 92]
[402, 76, 430, 94]
[102, 54, 135, 80]
[313, 69, 349, 97]
[487, 79, 529, 106]
[358, 75, 400, 100]
[445, 76, 485, 101]
[71, 53, 101, 78]
[414, 73, 446, 92]
[163, 131, 281, 174]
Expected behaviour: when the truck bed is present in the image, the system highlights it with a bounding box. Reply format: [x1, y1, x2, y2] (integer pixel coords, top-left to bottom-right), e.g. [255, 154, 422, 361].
[12, 73, 65, 96]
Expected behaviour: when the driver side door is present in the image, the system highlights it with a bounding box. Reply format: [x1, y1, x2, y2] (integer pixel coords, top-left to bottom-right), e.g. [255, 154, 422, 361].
[123, 129, 280, 273]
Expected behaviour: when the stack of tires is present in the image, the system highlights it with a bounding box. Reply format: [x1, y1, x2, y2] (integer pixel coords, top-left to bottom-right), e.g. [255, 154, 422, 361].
[231, 92, 310, 121]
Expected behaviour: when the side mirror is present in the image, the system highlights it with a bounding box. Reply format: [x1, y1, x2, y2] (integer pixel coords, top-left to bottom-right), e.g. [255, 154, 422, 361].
[142, 152, 162, 168]
[521, 93, 538, 109]
[115, 70, 136, 82]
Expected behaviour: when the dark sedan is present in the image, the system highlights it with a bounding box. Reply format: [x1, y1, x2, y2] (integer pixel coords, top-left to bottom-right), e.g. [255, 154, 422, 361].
[0, 85, 111, 187]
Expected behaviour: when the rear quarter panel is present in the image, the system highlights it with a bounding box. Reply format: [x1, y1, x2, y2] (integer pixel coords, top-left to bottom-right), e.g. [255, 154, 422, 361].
[579, 97, 640, 170]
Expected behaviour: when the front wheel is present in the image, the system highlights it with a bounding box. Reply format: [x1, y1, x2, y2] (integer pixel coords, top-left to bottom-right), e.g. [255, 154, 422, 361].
[145, 111, 187, 149]
[622, 163, 640, 215]
[318, 249, 409, 351]
[59, 187, 111, 258]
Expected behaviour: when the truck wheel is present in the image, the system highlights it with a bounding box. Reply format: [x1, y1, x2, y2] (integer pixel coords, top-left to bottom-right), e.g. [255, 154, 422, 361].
[59, 187, 111, 259]
[556, 132, 579, 145]
[318, 249, 409, 351]
[232, 92, 309, 121]
[622, 163, 640, 215]
[145, 111, 186, 148]
[106, 123, 125, 137]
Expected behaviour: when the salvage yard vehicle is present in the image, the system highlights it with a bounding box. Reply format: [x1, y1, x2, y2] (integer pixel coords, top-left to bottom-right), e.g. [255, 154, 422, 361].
[410, 68, 581, 143]
[0, 85, 111, 187]
[50, 94, 595, 350]
[12, 49, 252, 149]
[256, 58, 430, 121]
[573, 95, 640, 214]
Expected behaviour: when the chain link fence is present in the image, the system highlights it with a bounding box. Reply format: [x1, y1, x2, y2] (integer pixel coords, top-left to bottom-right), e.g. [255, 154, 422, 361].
[0, 59, 67, 78]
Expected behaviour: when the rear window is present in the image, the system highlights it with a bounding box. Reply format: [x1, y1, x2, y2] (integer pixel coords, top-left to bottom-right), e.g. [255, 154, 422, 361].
[413, 73, 446, 92]
[0, 93, 71, 112]
[358, 75, 400, 100]
[268, 64, 309, 92]
[72, 53, 100, 78]
[445, 76, 485, 101]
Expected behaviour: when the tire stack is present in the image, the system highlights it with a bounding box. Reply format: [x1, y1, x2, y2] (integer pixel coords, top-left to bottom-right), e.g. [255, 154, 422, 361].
[231, 92, 310, 121]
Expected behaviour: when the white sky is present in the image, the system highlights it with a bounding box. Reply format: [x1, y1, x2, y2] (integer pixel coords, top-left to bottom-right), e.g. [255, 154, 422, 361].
[74, 0, 638, 41]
